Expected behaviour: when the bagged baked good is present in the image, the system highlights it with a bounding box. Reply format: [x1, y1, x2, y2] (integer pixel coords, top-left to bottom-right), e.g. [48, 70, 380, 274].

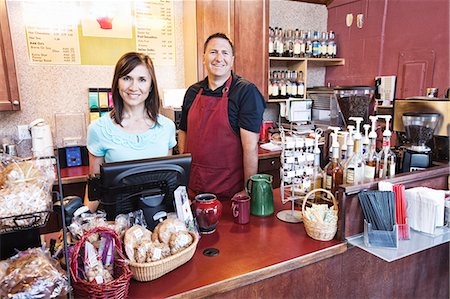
[84, 241, 114, 284]
[157, 218, 188, 244]
[0, 156, 55, 231]
[169, 231, 194, 254]
[0, 248, 69, 298]
[124, 225, 152, 262]
[149, 241, 171, 262]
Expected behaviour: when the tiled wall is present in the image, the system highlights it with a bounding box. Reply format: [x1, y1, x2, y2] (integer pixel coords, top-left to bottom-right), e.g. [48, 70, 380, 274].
[0, 1, 186, 156]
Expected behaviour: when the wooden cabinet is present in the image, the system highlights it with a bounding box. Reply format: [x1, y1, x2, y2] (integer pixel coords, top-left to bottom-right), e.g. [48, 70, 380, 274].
[196, 0, 269, 96]
[258, 155, 281, 188]
[0, 0, 20, 111]
[268, 57, 344, 102]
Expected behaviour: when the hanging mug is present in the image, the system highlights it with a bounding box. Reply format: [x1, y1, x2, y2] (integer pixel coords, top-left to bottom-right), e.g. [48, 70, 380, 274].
[246, 174, 274, 216]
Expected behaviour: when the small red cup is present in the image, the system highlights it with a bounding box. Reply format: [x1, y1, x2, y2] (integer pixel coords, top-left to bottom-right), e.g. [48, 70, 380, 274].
[231, 195, 251, 224]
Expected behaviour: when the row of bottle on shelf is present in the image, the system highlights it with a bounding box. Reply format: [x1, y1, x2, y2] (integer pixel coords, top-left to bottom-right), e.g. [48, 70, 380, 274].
[269, 70, 305, 99]
[88, 88, 113, 123]
[269, 27, 337, 58]
[280, 115, 396, 197]
[321, 115, 396, 195]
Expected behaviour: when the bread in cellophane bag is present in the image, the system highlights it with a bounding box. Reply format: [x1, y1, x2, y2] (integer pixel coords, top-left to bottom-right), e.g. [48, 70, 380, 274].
[0, 155, 55, 232]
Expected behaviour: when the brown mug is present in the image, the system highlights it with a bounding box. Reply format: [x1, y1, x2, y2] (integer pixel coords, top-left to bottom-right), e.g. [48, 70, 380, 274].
[231, 194, 250, 224]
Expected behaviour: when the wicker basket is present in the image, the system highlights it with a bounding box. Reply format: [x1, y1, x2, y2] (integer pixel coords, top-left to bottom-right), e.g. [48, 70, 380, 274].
[128, 231, 199, 282]
[301, 188, 338, 241]
[69, 226, 132, 299]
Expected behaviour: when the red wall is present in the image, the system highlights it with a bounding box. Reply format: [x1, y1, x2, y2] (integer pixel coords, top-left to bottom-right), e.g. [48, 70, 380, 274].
[325, 0, 449, 98]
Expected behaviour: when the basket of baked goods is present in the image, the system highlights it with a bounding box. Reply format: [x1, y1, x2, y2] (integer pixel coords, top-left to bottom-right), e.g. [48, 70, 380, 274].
[124, 217, 199, 282]
[69, 225, 132, 299]
[0, 155, 54, 233]
[301, 188, 338, 241]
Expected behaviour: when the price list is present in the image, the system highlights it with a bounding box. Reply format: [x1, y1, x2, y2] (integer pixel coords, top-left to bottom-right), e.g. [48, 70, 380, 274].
[135, 0, 175, 66]
[26, 25, 80, 64]
[23, 1, 80, 65]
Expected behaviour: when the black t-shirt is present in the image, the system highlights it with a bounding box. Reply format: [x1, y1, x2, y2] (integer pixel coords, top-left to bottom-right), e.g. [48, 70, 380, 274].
[179, 72, 266, 135]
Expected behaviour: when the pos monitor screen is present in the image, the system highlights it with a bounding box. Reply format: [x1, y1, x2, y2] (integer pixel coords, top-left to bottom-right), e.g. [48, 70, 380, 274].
[97, 154, 191, 225]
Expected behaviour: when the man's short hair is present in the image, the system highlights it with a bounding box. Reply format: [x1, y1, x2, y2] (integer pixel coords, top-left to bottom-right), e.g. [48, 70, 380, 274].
[203, 32, 234, 55]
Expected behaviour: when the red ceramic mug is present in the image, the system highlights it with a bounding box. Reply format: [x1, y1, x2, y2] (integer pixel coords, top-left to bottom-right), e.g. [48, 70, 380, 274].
[231, 195, 251, 224]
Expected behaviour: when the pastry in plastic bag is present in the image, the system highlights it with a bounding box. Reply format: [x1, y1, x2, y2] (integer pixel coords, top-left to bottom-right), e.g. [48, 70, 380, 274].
[124, 225, 152, 262]
[0, 248, 69, 298]
[169, 231, 193, 254]
[149, 241, 171, 262]
[157, 218, 188, 244]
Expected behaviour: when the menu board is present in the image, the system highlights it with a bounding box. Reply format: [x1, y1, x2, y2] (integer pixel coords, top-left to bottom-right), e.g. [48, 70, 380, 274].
[135, 1, 175, 66]
[22, 0, 175, 66]
[23, 1, 81, 64]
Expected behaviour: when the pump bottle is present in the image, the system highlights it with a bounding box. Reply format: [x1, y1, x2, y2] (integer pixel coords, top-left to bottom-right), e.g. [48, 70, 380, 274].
[346, 125, 355, 160]
[377, 115, 396, 178]
[312, 129, 324, 198]
[344, 117, 365, 184]
[324, 132, 343, 196]
[362, 124, 370, 156]
[364, 116, 379, 180]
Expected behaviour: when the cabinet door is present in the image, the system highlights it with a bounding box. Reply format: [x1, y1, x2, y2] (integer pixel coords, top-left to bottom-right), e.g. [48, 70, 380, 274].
[0, 0, 20, 111]
[196, 0, 268, 97]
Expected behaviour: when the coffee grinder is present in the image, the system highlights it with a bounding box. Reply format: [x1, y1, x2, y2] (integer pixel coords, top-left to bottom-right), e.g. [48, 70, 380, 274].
[400, 112, 441, 172]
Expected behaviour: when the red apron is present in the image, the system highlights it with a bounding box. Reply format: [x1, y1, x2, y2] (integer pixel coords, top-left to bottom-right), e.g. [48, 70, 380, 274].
[186, 76, 243, 200]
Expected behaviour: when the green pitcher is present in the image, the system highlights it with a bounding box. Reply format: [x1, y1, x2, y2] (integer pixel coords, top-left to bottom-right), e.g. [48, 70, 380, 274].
[246, 174, 274, 216]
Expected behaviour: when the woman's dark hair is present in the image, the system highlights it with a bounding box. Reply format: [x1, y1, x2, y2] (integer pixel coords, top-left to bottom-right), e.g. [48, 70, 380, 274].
[110, 52, 160, 126]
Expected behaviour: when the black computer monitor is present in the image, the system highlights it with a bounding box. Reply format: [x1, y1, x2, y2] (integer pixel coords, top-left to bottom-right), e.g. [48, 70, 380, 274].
[95, 154, 191, 228]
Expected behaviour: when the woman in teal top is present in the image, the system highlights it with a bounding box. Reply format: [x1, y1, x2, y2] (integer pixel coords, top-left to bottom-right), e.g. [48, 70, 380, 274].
[85, 52, 176, 211]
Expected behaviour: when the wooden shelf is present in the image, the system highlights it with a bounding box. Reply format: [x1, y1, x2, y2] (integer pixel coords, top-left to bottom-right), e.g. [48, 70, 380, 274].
[269, 57, 345, 66]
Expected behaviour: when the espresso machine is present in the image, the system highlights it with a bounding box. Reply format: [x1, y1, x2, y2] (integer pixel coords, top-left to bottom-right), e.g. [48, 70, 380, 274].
[393, 98, 449, 172]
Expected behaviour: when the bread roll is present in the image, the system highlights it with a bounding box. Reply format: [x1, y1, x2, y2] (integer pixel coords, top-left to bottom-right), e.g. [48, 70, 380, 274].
[169, 231, 193, 254]
[157, 218, 187, 244]
[124, 225, 151, 261]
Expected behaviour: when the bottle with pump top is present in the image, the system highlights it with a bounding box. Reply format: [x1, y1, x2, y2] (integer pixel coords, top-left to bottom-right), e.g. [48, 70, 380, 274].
[377, 115, 396, 178]
[327, 126, 341, 157]
[344, 117, 365, 184]
[364, 115, 379, 180]
[346, 125, 355, 160]
[312, 128, 324, 199]
[340, 131, 349, 162]
[362, 124, 370, 156]
[324, 132, 343, 196]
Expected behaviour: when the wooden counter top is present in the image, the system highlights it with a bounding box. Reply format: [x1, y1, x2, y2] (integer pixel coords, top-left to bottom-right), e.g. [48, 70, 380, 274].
[128, 189, 345, 299]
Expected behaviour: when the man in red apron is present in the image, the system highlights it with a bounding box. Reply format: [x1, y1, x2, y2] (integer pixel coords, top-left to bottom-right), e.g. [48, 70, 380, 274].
[178, 33, 266, 201]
